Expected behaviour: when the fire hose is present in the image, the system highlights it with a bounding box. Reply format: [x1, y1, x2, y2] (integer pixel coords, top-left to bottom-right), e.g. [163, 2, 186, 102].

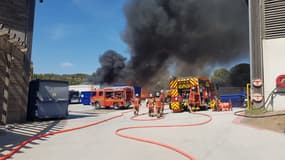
[116, 112, 212, 160]
[0, 110, 212, 160]
[0, 110, 132, 160]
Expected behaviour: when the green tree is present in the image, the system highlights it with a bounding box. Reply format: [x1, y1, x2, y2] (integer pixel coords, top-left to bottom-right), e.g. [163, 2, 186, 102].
[211, 68, 231, 86]
[229, 63, 250, 87]
[33, 73, 90, 85]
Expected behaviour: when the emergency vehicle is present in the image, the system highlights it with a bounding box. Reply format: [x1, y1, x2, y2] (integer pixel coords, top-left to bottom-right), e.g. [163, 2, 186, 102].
[169, 77, 215, 112]
[91, 86, 134, 109]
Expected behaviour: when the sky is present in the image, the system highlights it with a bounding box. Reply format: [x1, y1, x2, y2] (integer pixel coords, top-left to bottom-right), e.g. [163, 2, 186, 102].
[32, 0, 249, 75]
[32, 0, 128, 74]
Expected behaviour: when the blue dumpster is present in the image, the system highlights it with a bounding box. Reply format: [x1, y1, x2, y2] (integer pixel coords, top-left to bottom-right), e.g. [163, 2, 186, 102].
[134, 86, 141, 97]
[80, 91, 92, 105]
[219, 94, 245, 107]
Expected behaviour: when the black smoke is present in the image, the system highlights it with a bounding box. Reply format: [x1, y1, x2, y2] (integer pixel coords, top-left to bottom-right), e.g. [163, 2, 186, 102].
[92, 0, 249, 88]
[90, 50, 126, 84]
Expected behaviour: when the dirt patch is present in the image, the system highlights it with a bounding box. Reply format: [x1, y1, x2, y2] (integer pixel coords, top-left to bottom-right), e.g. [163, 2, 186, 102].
[241, 112, 285, 133]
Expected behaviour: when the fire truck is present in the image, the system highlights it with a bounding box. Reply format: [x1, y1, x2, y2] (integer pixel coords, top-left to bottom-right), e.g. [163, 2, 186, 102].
[91, 86, 134, 109]
[169, 77, 215, 112]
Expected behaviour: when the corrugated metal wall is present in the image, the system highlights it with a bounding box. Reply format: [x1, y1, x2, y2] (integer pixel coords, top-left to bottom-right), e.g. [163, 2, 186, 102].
[264, 0, 285, 39]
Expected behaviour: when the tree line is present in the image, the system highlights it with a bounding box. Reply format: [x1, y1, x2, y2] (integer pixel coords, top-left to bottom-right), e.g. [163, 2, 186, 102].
[210, 63, 250, 87]
[32, 63, 250, 87]
[32, 73, 90, 85]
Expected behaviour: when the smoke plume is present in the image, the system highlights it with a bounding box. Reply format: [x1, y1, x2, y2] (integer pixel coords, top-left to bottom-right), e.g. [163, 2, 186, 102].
[92, 0, 249, 88]
[91, 50, 126, 84]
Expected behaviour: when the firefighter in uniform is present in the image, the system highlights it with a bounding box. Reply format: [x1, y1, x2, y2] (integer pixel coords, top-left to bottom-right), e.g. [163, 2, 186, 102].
[159, 90, 165, 115]
[188, 87, 196, 112]
[203, 88, 209, 104]
[147, 93, 155, 117]
[132, 94, 141, 116]
[154, 91, 163, 118]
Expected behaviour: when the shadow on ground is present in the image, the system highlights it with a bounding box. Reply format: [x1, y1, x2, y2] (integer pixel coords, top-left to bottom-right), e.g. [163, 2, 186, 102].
[0, 113, 97, 157]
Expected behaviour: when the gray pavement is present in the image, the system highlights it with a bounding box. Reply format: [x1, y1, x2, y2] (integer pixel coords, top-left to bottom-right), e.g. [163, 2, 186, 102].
[1, 104, 285, 160]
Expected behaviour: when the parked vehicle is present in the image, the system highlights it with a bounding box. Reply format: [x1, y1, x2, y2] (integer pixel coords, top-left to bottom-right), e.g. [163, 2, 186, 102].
[91, 86, 134, 109]
[69, 90, 80, 104]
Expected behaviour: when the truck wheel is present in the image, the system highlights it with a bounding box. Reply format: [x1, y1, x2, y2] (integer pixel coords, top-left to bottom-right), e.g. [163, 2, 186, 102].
[125, 105, 130, 109]
[113, 103, 119, 110]
[94, 102, 101, 109]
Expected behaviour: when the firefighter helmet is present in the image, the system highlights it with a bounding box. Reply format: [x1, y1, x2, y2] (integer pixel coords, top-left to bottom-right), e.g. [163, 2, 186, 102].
[149, 93, 153, 98]
[135, 93, 139, 97]
[155, 91, 160, 97]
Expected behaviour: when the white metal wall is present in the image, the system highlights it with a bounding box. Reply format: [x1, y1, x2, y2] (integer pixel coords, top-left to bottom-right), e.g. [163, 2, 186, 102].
[263, 38, 285, 110]
[261, 0, 285, 110]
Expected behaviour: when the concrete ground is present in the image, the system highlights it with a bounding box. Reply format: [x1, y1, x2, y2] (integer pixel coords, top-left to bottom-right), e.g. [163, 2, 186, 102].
[1, 104, 285, 160]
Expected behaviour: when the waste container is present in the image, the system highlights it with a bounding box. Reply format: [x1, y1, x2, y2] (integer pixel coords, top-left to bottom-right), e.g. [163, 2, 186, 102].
[219, 94, 245, 107]
[80, 91, 92, 105]
[27, 79, 69, 121]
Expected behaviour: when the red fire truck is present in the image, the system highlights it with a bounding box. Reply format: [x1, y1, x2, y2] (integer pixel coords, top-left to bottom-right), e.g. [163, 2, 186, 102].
[169, 77, 215, 112]
[91, 86, 134, 109]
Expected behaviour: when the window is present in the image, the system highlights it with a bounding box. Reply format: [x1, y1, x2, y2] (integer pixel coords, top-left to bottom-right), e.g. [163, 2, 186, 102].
[114, 91, 124, 99]
[99, 91, 103, 96]
[105, 92, 113, 98]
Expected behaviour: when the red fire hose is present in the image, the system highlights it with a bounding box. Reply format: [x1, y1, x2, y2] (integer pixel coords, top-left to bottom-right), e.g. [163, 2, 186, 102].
[0, 110, 132, 160]
[0, 111, 212, 160]
[116, 112, 212, 160]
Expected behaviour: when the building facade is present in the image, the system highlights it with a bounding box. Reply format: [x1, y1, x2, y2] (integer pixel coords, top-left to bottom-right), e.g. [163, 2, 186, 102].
[0, 0, 36, 124]
[250, 0, 285, 110]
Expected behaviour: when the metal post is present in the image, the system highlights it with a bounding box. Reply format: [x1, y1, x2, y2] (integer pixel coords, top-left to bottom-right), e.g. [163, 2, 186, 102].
[246, 83, 251, 110]
[248, 0, 253, 87]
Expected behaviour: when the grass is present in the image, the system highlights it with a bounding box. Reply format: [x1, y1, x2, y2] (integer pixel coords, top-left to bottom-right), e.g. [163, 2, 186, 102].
[245, 106, 267, 115]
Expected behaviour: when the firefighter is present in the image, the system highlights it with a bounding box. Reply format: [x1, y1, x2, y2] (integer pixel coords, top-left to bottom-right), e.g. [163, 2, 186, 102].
[188, 87, 196, 112]
[159, 90, 165, 115]
[202, 87, 209, 104]
[132, 94, 141, 116]
[147, 93, 155, 117]
[154, 91, 163, 118]
[209, 97, 217, 111]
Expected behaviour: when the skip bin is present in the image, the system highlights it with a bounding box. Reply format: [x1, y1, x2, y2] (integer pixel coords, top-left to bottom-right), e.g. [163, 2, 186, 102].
[27, 79, 69, 121]
[80, 91, 92, 105]
[219, 94, 245, 107]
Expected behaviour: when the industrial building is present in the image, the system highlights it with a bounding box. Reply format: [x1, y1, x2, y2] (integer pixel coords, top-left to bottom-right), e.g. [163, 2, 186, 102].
[69, 84, 100, 93]
[0, 0, 36, 124]
[249, 0, 285, 110]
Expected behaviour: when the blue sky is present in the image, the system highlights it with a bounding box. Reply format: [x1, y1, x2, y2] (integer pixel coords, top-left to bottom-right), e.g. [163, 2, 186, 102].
[32, 0, 128, 74]
[32, 0, 249, 75]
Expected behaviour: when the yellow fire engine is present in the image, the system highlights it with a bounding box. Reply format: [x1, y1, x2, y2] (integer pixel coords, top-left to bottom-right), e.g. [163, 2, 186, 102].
[169, 77, 214, 112]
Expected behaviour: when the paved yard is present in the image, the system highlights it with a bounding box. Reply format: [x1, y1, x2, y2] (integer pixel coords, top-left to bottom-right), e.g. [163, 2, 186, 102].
[1, 104, 284, 160]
